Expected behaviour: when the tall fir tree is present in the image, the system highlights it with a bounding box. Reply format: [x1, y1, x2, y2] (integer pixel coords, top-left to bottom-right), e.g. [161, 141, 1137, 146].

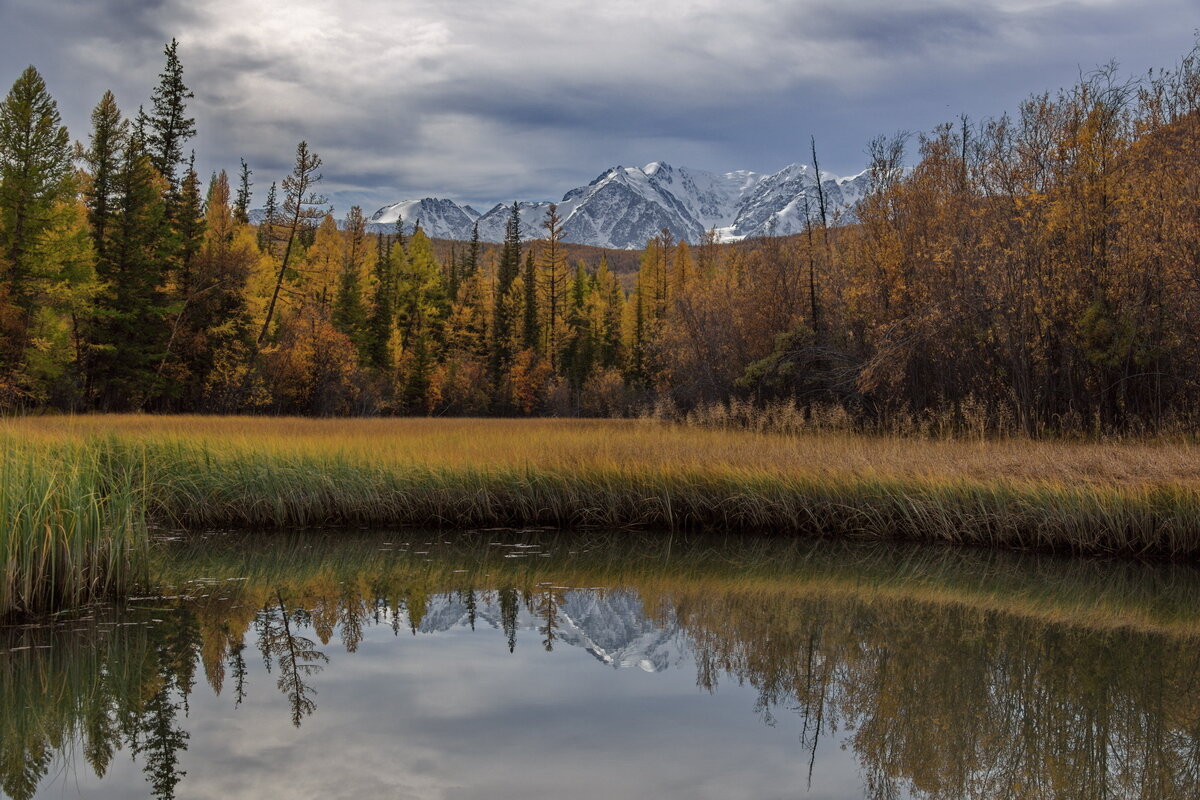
[234, 158, 252, 224]
[258, 181, 277, 252]
[91, 132, 172, 409]
[174, 152, 205, 299]
[491, 202, 522, 379]
[366, 237, 397, 372]
[333, 206, 370, 358]
[82, 90, 127, 264]
[144, 38, 196, 192]
[522, 249, 539, 352]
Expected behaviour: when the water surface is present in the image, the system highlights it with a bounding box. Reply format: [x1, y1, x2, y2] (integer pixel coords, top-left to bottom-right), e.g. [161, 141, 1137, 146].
[4, 530, 1200, 799]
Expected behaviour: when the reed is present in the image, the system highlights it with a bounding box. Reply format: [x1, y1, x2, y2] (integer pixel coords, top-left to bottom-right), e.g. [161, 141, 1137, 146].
[0, 436, 147, 617]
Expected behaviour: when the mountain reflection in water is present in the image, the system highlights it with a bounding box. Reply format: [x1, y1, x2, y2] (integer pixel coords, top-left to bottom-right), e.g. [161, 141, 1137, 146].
[3, 531, 1200, 799]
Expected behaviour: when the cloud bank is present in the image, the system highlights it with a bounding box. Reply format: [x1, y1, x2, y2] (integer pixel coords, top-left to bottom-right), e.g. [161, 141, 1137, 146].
[1, 0, 1196, 213]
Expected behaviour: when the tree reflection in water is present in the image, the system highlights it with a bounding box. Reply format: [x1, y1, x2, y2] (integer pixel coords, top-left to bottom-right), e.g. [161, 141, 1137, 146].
[3, 531, 1200, 799]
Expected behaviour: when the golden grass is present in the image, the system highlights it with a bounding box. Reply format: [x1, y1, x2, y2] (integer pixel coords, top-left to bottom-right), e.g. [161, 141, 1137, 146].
[11, 413, 1200, 487]
[4, 413, 1200, 615]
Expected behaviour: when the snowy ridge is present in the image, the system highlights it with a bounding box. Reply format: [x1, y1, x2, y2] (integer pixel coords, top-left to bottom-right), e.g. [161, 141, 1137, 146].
[365, 160, 871, 249]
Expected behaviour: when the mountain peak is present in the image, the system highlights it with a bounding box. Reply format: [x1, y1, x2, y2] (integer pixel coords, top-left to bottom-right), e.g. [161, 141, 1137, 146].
[366, 160, 868, 248]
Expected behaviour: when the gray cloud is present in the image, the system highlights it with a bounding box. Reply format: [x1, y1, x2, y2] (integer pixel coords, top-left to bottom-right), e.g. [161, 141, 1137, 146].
[1, 0, 1196, 214]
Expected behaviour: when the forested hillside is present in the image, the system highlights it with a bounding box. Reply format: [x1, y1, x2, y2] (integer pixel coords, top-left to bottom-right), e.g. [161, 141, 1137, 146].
[2, 40, 1199, 431]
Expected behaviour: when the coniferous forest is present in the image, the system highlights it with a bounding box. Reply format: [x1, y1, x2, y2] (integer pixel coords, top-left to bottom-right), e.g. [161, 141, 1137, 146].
[4, 40, 1200, 433]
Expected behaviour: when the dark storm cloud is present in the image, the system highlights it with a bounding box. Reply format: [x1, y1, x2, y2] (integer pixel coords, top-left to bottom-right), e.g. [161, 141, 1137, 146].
[1, 0, 1196, 213]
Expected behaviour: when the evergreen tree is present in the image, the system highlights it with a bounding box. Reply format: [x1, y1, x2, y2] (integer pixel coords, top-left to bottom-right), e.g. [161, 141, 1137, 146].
[463, 221, 480, 281]
[144, 38, 196, 191]
[596, 255, 625, 370]
[257, 181, 277, 251]
[366, 232, 397, 372]
[333, 206, 370, 357]
[561, 262, 594, 388]
[174, 152, 205, 298]
[82, 90, 127, 263]
[446, 243, 460, 302]
[234, 158, 252, 224]
[491, 202, 522, 378]
[90, 133, 172, 409]
[522, 249, 539, 351]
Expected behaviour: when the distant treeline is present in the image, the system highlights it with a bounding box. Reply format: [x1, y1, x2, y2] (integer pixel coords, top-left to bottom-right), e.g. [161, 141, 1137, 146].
[2, 40, 1200, 431]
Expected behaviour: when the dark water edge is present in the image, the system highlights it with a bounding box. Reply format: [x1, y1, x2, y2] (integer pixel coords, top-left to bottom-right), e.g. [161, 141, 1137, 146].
[4, 529, 1200, 799]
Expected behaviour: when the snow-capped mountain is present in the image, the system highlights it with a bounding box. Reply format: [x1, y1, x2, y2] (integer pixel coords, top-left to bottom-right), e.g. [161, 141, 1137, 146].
[366, 197, 481, 240]
[366, 161, 870, 249]
[409, 589, 687, 673]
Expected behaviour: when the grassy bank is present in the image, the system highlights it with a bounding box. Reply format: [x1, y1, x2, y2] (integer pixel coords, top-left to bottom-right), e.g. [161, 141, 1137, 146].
[4, 414, 1200, 615]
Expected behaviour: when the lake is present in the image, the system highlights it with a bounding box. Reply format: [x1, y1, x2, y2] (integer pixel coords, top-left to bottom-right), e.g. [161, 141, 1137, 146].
[3, 529, 1199, 799]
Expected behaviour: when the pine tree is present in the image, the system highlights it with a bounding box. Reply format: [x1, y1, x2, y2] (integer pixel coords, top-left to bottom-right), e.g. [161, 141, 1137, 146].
[82, 90, 127, 263]
[596, 255, 625, 370]
[522, 248, 539, 351]
[90, 132, 172, 409]
[366, 232, 397, 372]
[257, 181, 277, 251]
[333, 206, 370, 357]
[491, 202, 522, 379]
[463, 221, 480, 281]
[561, 262, 595, 388]
[447, 243, 459, 301]
[174, 153, 205, 298]
[144, 38, 196, 191]
[234, 158, 252, 224]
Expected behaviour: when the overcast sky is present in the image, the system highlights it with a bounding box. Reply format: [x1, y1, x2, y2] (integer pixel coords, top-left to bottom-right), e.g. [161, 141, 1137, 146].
[1, 0, 1197, 214]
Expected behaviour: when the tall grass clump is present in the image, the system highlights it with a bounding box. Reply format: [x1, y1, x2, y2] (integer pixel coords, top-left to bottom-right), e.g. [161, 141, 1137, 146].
[0, 437, 148, 618]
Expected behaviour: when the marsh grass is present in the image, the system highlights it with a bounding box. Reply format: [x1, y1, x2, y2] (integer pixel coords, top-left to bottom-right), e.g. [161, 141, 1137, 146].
[4, 414, 1200, 615]
[1, 437, 147, 617]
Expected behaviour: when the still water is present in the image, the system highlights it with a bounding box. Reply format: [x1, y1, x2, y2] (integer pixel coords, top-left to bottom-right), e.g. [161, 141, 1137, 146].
[4, 530, 1200, 799]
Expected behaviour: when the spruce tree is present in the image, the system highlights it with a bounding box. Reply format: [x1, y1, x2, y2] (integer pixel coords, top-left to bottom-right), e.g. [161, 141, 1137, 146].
[91, 133, 171, 409]
[366, 234, 397, 372]
[175, 152, 205, 297]
[258, 181, 277, 251]
[522, 249, 539, 351]
[145, 38, 196, 191]
[234, 158, 252, 224]
[491, 202, 522, 378]
[82, 90, 127, 263]
[463, 221, 480, 281]
[333, 206, 370, 357]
